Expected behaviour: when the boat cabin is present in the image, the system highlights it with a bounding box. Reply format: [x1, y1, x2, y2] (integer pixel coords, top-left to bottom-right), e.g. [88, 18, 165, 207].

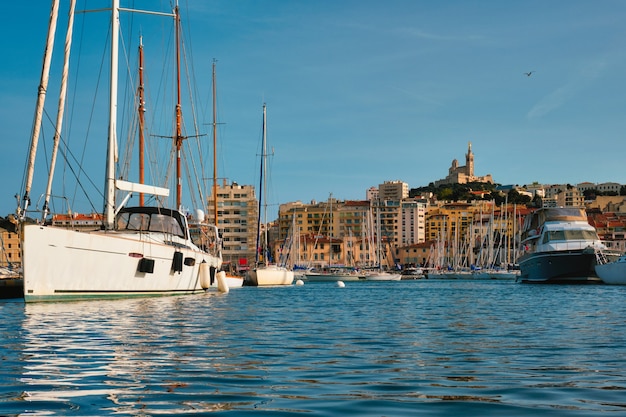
[115, 207, 188, 239]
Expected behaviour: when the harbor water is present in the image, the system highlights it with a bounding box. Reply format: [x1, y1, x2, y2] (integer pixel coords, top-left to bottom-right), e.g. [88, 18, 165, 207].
[1, 280, 626, 416]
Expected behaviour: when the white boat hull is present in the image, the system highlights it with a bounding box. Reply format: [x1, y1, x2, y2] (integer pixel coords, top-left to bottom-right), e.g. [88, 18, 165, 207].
[220, 275, 244, 288]
[22, 224, 222, 302]
[305, 272, 362, 282]
[472, 270, 519, 280]
[595, 255, 626, 285]
[364, 272, 402, 281]
[247, 266, 294, 286]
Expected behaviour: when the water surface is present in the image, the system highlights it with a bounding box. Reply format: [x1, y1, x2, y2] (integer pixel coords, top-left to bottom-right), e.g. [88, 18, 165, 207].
[1, 280, 626, 416]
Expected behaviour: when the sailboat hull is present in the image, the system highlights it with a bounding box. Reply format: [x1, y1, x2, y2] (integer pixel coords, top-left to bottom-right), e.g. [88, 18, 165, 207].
[247, 266, 294, 286]
[21, 224, 222, 302]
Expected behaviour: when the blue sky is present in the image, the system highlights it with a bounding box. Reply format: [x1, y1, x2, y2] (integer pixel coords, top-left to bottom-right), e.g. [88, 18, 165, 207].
[2, 1, 626, 217]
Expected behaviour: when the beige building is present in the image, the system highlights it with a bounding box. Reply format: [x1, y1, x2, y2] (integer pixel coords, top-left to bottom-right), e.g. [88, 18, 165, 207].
[425, 201, 527, 268]
[0, 218, 20, 268]
[577, 182, 622, 195]
[277, 199, 371, 268]
[378, 180, 409, 201]
[400, 199, 426, 245]
[425, 202, 476, 243]
[555, 187, 585, 208]
[395, 240, 434, 267]
[207, 181, 258, 267]
[276, 196, 426, 269]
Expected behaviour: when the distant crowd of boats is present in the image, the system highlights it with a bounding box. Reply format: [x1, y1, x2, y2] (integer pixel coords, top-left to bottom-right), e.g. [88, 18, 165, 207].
[5, 201, 626, 302]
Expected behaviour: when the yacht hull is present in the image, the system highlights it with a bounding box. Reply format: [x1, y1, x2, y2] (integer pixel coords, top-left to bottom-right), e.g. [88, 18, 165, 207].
[22, 224, 222, 302]
[518, 249, 600, 284]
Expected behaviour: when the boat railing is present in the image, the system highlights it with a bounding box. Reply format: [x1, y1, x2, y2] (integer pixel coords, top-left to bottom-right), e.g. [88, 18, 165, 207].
[595, 248, 610, 266]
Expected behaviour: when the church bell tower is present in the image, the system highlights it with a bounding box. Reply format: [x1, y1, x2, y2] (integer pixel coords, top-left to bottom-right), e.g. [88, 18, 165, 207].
[465, 141, 474, 177]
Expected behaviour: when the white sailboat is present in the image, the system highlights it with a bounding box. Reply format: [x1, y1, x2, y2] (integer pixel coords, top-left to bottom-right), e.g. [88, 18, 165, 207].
[17, 1, 223, 302]
[209, 61, 242, 289]
[364, 200, 401, 281]
[246, 104, 294, 286]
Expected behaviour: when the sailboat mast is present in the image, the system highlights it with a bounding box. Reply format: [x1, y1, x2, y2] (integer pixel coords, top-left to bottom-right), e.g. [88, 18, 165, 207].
[174, 4, 183, 210]
[262, 105, 269, 259]
[20, 0, 60, 218]
[104, 0, 120, 229]
[138, 36, 146, 206]
[256, 104, 269, 264]
[42, 0, 75, 221]
[329, 193, 332, 268]
[212, 61, 218, 225]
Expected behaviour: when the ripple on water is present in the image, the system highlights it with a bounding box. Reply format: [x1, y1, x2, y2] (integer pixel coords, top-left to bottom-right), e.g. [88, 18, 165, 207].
[1, 281, 626, 415]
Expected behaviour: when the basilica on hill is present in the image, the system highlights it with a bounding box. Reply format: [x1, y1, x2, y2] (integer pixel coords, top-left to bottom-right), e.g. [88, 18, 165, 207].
[433, 142, 494, 187]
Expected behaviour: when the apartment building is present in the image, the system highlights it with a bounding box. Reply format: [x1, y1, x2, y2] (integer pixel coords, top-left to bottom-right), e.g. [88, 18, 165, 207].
[400, 199, 426, 245]
[0, 217, 20, 268]
[207, 181, 258, 266]
[378, 180, 409, 201]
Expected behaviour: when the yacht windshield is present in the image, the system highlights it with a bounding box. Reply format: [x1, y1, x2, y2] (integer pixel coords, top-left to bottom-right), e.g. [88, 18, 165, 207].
[542, 229, 597, 243]
[116, 211, 185, 238]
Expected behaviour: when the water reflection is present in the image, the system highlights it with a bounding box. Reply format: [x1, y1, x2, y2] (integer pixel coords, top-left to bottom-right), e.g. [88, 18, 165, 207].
[19, 294, 246, 415]
[6, 282, 626, 416]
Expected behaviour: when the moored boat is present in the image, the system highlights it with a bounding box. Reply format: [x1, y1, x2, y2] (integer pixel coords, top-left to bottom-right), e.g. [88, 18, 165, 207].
[363, 271, 402, 281]
[400, 267, 424, 279]
[0, 267, 23, 299]
[17, 2, 223, 302]
[304, 268, 362, 282]
[517, 207, 612, 284]
[595, 253, 626, 285]
[246, 104, 294, 286]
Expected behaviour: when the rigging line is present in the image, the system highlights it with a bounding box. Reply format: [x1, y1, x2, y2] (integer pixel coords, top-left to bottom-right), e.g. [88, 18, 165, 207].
[64, 0, 87, 199]
[70, 13, 110, 210]
[184, 137, 205, 212]
[178, 25, 210, 205]
[181, 145, 200, 213]
[117, 20, 140, 172]
[42, 110, 101, 214]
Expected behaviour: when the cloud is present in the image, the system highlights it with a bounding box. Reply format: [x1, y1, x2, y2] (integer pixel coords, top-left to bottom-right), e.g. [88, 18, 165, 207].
[526, 58, 608, 120]
[527, 84, 575, 120]
[396, 27, 486, 43]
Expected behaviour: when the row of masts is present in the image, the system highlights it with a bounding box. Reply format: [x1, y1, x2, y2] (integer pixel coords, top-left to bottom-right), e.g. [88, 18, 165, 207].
[19, 1, 212, 227]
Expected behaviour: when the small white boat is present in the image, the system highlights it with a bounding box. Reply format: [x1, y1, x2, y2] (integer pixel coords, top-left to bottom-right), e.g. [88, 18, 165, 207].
[595, 253, 626, 285]
[217, 274, 244, 289]
[246, 104, 294, 287]
[305, 268, 362, 282]
[400, 268, 424, 279]
[247, 265, 294, 286]
[364, 271, 402, 281]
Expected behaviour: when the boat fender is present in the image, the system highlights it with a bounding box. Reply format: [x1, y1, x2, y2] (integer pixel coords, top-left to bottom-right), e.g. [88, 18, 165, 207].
[295, 279, 304, 286]
[199, 262, 211, 289]
[216, 271, 229, 293]
[172, 252, 184, 273]
[138, 257, 155, 274]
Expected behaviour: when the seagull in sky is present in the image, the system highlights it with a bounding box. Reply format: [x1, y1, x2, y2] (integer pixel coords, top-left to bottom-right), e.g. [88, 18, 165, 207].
[524, 71, 534, 77]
